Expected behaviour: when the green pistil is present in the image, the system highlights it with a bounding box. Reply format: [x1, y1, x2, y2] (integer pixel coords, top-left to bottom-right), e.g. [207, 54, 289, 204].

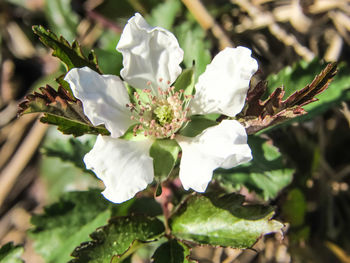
[154, 105, 173, 126]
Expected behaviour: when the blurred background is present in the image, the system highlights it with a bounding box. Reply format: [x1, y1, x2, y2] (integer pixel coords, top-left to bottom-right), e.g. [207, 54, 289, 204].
[1, 0, 350, 262]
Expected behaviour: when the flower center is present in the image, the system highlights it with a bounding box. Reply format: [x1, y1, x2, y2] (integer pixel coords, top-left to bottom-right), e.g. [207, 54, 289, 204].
[126, 78, 193, 139]
[154, 105, 173, 126]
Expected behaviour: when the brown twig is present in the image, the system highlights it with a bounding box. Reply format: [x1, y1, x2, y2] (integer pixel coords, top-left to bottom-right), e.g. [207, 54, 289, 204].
[0, 120, 48, 208]
[340, 102, 350, 127]
[233, 0, 315, 61]
[222, 248, 243, 263]
[0, 114, 37, 169]
[325, 241, 350, 263]
[181, 0, 233, 49]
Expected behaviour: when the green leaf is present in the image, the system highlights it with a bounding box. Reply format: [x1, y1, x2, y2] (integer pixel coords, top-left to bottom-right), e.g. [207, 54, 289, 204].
[44, 0, 79, 42]
[174, 68, 195, 96]
[29, 190, 129, 263]
[281, 188, 306, 227]
[18, 85, 110, 137]
[178, 114, 218, 137]
[55, 74, 72, 94]
[125, 83, 150, 106]
[128, 197, 163, 217]
[41, 154, 97, 202]
[267, 59, 350, 120]
[151, 239, 196, 263]
[169, 193, 283, 248]
[93, 1, 134, 21]
[32, 25, 101, 73]
[147, 0, 182, 30]
[175, 21, 211, 80]
[119, 124, 147, 141]
[40, 129, 99, 202]
[0, 243, 24, 263]
[42, 136, 95, 171]
[150, 139, 181, 181]
[41, 115, 109, 137]
[69, 215, 165, 263]
[94, 30, 123, 75]
[215, 136, 294, 200]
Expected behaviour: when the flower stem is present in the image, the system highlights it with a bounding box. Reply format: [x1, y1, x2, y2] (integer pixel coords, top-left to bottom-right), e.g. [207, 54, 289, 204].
[155, 184, 172, 235]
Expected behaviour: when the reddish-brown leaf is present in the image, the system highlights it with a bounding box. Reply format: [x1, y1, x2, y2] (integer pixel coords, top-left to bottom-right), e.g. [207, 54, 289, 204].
[18, 85, 109, 136]
[240, 63, 337, 134]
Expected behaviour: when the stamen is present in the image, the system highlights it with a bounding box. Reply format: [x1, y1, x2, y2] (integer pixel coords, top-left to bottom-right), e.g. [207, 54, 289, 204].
[125, 77, 193, 139]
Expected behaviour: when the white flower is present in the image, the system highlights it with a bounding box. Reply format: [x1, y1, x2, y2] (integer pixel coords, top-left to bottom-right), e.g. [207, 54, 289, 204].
[64, 13, 258, 203]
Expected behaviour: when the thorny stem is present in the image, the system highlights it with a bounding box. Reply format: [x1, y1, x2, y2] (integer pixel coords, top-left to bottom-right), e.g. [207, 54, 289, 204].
[155, 185, 172, 235]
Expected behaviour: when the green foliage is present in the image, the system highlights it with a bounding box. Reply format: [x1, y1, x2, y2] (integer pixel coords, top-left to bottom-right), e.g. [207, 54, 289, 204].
[93, 0, 134, 21]
[178, 114, 218, 137]
[281, 188, 306, 227]
[147, 0, 182, 30]
[119, 124, 147, 141]
[174, 68, 195, 96]
[267, 59, 350, 119]
[40, 151, 98, 203]
[169, 193, 283, 248]
[55, 74, 71, 91]
[175, 20, 211, 80]
[41, 115, 110, 137]
[215, 136, 294, 200]
[94, 32, 123, 75]
[32, 25, 101, 73]
[40, 131, 98, 202]
[19, 85, 110, 137]
[0, 243, 24, 263]
[150, 139, 180, 181]
[44, 0, 79, 42]
[128, 197, 163, 217]
[69, 216, 165, 263]
[151, 239, 196, 263]
[29, 190, 128, 263]
[42, 136, 95, 171]
[125, 83, 151, 107]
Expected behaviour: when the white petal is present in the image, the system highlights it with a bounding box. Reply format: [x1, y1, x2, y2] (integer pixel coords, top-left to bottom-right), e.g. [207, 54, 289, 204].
[177, 120, 251, 192]
[116, 13, 183, 91]
[84, 135, 154, 203]
[190, 47, 258, 117]
[64, 67, 134, 138]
